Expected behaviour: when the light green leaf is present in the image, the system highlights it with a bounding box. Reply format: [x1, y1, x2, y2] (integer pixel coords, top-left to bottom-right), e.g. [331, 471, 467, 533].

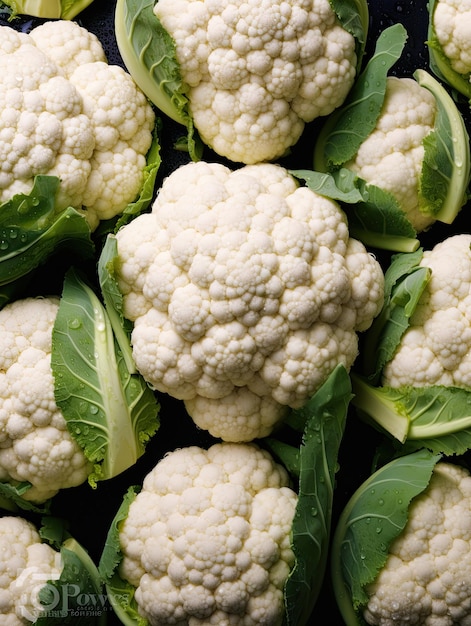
[321, 23, 408, 168]
[0, 0, 93, 19]
[51, 268, 159, 486]
[0, 481, 50, 514]
[98, 235, 135, 373]
[415, 69, 470, 224]
[352, 373, 471, 454]
[36, 533, 107, 625]
[427, 0, 471, 100]
[331, 449, 440, 624]
[361, 248, 429, 383]
[98, 486, 146, 626]
[115, 0, 201, 160]
[274, 365, 353, 625]
[291, 168, 364, 204]
[0, 176, 93, 288]
[60, 0, 94, 19]
[291, 169, 419, 253]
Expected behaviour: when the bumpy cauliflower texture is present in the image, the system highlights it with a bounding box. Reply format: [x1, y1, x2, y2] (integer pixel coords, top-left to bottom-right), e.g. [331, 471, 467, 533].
[154, 0, 358, 164]
[115, 161, 384, 441]
[344, 76, 437, 232]
[0, 20, 155, 230]
[0, 297, 91, 502]
[0, 515, 62, 625]
[383, 234, 471, 388]
[364, 462, 471, 625]
[119, 442, 297, 626]
[433, 0, 471, 76]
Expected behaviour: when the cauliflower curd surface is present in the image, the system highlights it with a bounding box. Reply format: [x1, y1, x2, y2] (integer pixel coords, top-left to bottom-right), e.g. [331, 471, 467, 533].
[154, 0, 358, 164]
[115, 161, 384, 441]
[119, 442, 297, 626]
[383, 234, 471, 389]
[364, 462, 471, 625]
[433, 0, 471, 76]
[0, 297, 91, 502]
[0, 19, 155, 230]
[344, 76, 438, 232]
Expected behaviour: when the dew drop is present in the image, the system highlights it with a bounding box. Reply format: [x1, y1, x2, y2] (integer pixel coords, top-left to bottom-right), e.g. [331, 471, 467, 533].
[68, 318, 82, 330]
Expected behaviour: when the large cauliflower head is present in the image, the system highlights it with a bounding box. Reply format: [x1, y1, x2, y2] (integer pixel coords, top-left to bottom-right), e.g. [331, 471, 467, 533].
[119, 442, 297, 626]
[344, 76, 437, 233]
[0, 297, 91, 502]
[0, 20, 155, 230]
[154, 0, 358, 164]
[364, 462, 471, 625]
[115, 161, 384, 441]
[383, 234, 471, 388]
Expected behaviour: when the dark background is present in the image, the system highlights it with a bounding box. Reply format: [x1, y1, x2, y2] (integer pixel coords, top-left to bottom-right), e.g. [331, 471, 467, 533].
[2, 1, 470, 624]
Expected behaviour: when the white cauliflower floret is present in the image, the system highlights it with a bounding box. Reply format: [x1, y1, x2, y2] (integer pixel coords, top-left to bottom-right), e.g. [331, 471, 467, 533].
[432, 0, 471, 76]
[344, 76, 437, 232]
[0, 20, 155, 230]
[118, 442, 297, 626]
[0, 297, 91, 502]
[69, 61, 155, 225]
[29, 19, 107, 75]
[115, 160, 384, 441]
[0, 516, 62, 625]
[364, 462, 471, 625]
[383, 234, 471, 389]
[154, 0, 358, 164]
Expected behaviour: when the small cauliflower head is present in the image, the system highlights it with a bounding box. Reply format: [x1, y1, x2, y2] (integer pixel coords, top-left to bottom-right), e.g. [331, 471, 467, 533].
[344, 76, 437, 232]
[0, 19, 155, 230]
[154, 0, 358, 164]
[0, 515, 62, 625]
[383, 234, 471, 388]
[119, 442, 297, 626]
[432, 0, 471, 76]
[0, 297, 91, 503]
[115, 161, 384, 441]
[363, 462, 471, 625]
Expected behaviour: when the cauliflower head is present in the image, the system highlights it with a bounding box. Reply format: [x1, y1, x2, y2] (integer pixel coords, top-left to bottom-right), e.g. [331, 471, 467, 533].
[119, 442, 297, 626]
[432, 0, 471, 76]
[364, 461, 471, 625]
[154, 0, 358, 164]
[115, 161, 384, 441]
[0, 297, 91, 503]
[383, 234, 471, 388]
[344, 76, 438, 233]
[0, 19, 155, 230]
[0, 515, 62, 625]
